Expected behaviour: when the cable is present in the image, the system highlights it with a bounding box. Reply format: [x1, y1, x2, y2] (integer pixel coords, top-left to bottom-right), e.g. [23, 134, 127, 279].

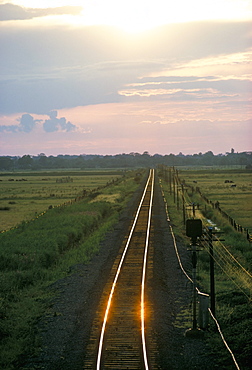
[201, 223, 251, 278]
[202, 245, 251, 300]
[216, 239, 252, 278]
[199, 235, 252, 299]
[208, 308, 240, 370]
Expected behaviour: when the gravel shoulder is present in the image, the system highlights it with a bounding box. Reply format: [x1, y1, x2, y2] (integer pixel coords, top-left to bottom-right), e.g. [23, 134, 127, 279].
[152, 177, 216, 369]
[25, 175, 216, 369]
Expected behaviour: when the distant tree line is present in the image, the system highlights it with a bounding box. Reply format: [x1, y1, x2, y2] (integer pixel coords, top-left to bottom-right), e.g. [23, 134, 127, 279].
[0, 150, 251, 170]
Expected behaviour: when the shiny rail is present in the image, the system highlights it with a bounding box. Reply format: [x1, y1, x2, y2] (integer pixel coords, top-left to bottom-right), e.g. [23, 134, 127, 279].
[84, 169, 155, 369]
[141, 170, 154, 370]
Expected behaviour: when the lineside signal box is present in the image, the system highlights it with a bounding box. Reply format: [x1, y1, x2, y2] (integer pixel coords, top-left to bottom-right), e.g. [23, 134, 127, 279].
[186, 219, 202, 238]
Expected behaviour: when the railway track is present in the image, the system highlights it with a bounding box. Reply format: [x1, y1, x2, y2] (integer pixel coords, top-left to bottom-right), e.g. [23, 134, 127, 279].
[84, 169, 157, 369]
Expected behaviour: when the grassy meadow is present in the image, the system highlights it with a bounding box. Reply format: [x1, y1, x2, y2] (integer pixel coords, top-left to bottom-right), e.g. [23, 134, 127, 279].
[0, 170, 124, 232]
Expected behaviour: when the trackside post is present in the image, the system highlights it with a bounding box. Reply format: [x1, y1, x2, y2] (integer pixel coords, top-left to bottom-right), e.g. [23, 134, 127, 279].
[198, 292, 209, 330]
[185, 219, 204, 338]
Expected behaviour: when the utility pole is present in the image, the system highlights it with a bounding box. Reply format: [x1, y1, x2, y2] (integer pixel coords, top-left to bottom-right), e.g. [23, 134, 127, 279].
[192, 202, 196, 217]
[185, 219, 204, 337]
[182, 196, 186, 225]
[173, 173, 176, 204]
[192, 238, 197, 330]
[176, 185, 179, 210]
[169, 167, 172, 195]
[165, 167, 168, 183]
[181, 184, 186, 224]
[208, 227, 215, 316]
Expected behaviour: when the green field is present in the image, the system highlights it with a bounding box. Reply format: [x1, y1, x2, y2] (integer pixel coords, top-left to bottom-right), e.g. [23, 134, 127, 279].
[0, 170, 124, 231]
[179, 169, 252, 230]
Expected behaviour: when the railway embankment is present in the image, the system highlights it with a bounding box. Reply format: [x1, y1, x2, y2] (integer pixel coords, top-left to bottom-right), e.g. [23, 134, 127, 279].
[25, 170, 217, 369]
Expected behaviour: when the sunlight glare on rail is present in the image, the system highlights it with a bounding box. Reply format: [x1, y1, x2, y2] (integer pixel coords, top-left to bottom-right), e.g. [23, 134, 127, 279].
[96, 170, 153, 370]
[141, 168, 154, 370]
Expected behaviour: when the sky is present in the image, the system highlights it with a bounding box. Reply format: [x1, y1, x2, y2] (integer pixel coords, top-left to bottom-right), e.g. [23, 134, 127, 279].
[0, 0, 251, 156]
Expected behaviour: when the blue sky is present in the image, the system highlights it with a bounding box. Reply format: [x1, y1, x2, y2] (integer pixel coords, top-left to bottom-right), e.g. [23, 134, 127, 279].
[0, 1, 251, 156]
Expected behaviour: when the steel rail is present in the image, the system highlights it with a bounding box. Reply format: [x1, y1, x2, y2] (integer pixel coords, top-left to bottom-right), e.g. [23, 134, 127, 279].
[141, 169, 154, 370]
[96, 169, 154, 370]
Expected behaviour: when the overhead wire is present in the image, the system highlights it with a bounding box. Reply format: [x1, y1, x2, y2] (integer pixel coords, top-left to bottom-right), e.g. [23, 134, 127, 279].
[200, 218, 251, 278]
[183, 192, 252, 298]
[199, 229, 252, 298]
[201, 240, 251, 300]
[215, 239, 252, 278]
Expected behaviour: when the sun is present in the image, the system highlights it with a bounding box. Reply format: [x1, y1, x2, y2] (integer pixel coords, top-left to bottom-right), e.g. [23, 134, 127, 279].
[80, 0, 159, 33]
[81, 0, 189, 33]
[80, 0, 252, 33]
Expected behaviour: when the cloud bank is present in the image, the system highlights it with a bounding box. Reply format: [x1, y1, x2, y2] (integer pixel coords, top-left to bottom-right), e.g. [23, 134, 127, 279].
[43, 111, 77, 132]
[0, 112, 77, 133]
[0, 21, 251, 115]
[0, 3, 82, 21]
[0, 18, 251, 155]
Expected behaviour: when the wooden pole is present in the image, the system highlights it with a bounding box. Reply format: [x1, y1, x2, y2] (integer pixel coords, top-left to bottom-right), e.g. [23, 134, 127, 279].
[208, 227, 215, 316]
